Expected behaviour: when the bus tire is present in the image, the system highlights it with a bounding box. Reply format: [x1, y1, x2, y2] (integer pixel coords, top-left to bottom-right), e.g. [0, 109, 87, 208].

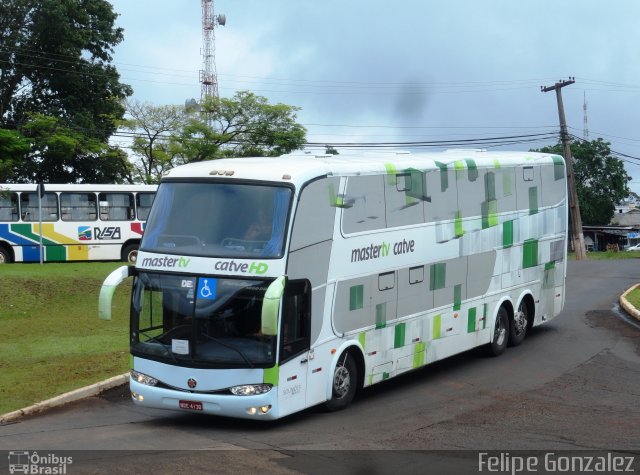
[122, 244, 138, 264]
[0, 246, 11, 264]
[509, 299, 530, 347]
[325, 351, 358, 411]
[488, 306, 509, 356]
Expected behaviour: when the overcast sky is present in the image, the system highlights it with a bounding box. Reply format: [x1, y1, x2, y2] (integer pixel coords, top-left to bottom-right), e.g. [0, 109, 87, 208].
[108, 0, 640, 194]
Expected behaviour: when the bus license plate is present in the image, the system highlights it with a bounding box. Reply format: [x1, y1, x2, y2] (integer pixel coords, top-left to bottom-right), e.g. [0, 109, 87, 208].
[179, 400, 203, 411]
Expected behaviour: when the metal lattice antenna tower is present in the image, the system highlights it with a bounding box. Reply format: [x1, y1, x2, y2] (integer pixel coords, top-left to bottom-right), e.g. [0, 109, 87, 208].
[200, 0, 226, 107]
[583, 91, 589, 140]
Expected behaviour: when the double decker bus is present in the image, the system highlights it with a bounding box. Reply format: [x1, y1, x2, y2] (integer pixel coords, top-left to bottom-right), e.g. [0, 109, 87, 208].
[99, 150, 567, 420]
[0, 184, 156, 263]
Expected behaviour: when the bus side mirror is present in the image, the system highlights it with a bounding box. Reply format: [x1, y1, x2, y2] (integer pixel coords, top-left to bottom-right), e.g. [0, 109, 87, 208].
[261, 276, 285, 336]
[98, 265, 136, 320]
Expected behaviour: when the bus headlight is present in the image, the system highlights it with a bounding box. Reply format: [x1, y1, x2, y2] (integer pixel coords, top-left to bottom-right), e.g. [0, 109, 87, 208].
[230, 384, 272, 396]
[131, 370, 158, 387]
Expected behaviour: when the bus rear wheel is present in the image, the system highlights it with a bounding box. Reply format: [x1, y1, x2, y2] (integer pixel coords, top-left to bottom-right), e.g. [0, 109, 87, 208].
[509, 299, 530, 347]
[488, 306, 509, 356]
[325, 351, 357, 411]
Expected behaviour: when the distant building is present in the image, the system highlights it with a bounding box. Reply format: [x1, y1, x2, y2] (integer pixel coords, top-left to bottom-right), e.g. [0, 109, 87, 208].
[582, 225, 639, 251]
[611, 208, 640, 226]
[580, 196, 640, 251]
[612, 195, 640, 226]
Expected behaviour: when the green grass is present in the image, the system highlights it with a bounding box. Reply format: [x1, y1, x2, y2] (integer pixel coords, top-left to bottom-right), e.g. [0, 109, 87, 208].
[625, 287, 640, 310]
[569, 250, 640, 260]
[0, 262, 132, 414]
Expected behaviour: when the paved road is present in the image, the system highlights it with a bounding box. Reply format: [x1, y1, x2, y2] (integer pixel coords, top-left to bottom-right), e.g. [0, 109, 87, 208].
[1, 260, 639, 474]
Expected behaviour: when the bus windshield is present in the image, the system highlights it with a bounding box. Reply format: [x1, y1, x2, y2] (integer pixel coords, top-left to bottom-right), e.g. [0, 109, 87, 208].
[140, 182, 292, 259]
[131, 272, 276, 368]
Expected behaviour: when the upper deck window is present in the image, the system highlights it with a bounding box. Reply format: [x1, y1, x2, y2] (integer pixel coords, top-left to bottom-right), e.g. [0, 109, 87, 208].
[141, 182, 292, 259]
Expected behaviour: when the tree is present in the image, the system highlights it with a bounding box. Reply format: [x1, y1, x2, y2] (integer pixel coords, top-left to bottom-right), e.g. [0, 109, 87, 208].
[0, 0, 132, 182]
[0, 128, 30, 181]
[121, 100, 187, 184]
[15, 114, 131, 183]
[534, 138, 631, 225]
[177, 91, 306, 161]
[325, 145, 339, 155]
[122, 91, 307, 182]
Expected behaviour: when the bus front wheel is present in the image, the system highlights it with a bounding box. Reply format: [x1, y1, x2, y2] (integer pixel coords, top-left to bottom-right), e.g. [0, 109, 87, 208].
[325, 351, 357, 411]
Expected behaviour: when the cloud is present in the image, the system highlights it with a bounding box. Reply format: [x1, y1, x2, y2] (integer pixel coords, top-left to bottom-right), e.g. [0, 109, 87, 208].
[108, 0, 640, 192]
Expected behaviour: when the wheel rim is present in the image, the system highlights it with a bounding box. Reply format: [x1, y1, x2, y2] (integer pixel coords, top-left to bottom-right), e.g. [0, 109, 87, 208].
[495, 314, 506, 346]
[0, 253, 5, 264]
[128, 250, 138, 264]
[333, 364, 351, 399]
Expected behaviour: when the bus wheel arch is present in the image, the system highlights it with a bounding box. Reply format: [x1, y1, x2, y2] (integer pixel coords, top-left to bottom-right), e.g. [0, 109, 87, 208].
[510, 293, 535, 346]
[121, 240, 140, 264]
[489, 300, 512, 356]
[324, 345, 364, 411]
[0, 243, 13, 264]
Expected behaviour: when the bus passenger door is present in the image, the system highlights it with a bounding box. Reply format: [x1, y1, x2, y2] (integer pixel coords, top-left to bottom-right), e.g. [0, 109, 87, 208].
[276, 280, 311, 417]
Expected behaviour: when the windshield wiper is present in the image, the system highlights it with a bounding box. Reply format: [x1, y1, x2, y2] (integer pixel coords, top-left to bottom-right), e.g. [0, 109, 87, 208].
[138, 331, 180, 364]
[199, 333, 255, 368]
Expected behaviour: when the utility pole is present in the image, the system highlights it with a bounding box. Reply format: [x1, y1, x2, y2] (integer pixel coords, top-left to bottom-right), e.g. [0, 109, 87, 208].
[541, 77, 587, 260]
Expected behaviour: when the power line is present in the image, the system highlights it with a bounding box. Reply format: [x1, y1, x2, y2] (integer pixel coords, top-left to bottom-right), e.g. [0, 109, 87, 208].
[0, 58, 550, 96]
[302, 122, 557, 130]
[1, 46, 560, 87]
[567, 134, 640, 167]
[567, 126, 640, 144]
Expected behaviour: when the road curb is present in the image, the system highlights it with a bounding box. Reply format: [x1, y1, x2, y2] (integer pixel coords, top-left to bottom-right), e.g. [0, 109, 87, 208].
[620, 283, 640, 322]
[0, 372, 129, 424]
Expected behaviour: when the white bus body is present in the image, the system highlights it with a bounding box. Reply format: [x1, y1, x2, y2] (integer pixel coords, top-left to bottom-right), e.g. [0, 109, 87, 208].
[99, 150, 567, 420]
[0, 184, 156, 263]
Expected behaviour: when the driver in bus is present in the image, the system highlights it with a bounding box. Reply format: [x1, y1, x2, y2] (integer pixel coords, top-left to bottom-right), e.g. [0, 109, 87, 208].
[243, 207, 272, 241]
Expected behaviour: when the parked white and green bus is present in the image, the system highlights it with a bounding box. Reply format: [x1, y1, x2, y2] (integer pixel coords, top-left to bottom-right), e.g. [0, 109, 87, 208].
[99, 150, 567, 420]
[0, 184, 156, 263]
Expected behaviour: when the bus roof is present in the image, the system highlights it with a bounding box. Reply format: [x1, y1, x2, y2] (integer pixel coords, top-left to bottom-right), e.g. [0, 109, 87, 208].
[162, 150, 563, 187]
[0, 184, 157, 192]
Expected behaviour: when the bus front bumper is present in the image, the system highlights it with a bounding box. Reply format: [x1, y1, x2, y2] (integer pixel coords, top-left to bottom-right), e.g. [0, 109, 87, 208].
[129, 379, 279, 420]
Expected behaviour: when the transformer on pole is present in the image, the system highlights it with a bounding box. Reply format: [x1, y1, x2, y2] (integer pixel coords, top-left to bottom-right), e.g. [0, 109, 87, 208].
[200, 0, 226, 113]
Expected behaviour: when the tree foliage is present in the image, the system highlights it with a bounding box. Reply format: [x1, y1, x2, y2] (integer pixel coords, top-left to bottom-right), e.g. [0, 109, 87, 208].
[534, 138, 631, 225]
[121, 100, 187, 184]
[179, 91, 307, 160]
[0, 128, 30, 181]
[0, 0, 132, 183]
[122, 91, 307, 183]
[16, 114, 131, 183]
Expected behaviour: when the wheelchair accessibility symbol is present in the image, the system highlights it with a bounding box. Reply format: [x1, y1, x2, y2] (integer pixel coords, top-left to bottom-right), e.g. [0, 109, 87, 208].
[197, 278, 217, 300]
